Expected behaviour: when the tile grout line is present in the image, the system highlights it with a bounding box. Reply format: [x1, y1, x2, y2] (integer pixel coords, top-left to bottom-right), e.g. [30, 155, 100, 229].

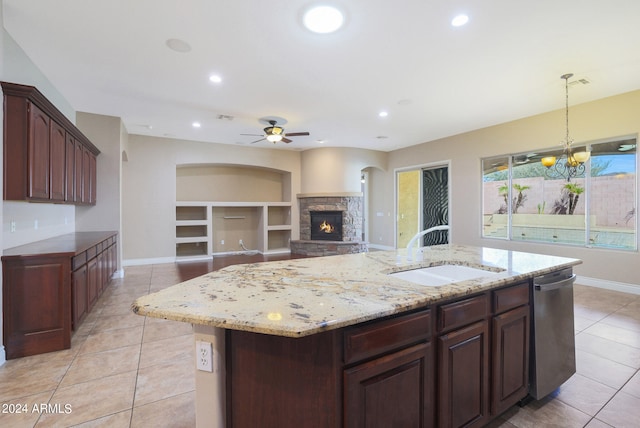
[127, 266, 155, 427]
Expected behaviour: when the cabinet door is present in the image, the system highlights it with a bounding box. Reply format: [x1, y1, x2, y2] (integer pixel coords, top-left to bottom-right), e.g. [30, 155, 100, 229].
[27, 103, 50, 199]
[65, 134, 75, 202]
[49, 120, 66, 201]
[87, 258, 99, 310]
[74, 141, 83, 203]
[82, 148, 91, 204]
[438, 320, 490, 428]
[89, 151, 97, 204]
[2, 256, 71, 359]
[344, 342, 433, 428]
[72, 265, 88, 330]
[491, 305, 530, 415]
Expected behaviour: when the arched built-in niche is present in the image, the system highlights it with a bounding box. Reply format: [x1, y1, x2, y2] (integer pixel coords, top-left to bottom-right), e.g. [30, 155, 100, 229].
[175, 164, 293, 260]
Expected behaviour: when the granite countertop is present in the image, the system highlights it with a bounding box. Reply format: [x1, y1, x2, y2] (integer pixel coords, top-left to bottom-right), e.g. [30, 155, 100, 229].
[131, 245, 581, 337]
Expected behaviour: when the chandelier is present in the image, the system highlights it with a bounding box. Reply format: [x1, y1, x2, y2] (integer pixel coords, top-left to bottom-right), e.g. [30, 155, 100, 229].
[540, 73, 590, 181]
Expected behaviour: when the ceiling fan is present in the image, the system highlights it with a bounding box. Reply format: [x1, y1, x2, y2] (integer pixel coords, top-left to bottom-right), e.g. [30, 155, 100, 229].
[242, 119, 310, 144]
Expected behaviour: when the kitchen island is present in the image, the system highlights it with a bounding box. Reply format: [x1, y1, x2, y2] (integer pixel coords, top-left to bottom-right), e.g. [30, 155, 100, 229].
[132, 245, 581, 427]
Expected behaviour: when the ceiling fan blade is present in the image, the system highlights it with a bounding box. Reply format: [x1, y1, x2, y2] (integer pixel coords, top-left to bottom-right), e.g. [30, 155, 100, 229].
[281, 137, 292, 143]
[250, 138, 265, 144]
[284, 132, 310, 137]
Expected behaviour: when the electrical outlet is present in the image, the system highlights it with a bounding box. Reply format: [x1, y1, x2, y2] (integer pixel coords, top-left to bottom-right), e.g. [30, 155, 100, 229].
[34, 219, 39, 230]
[220, 239, 224, 245]
[196, 340, 213, 372]
[10, 220, 16, 233]
[239, 239, 244, 246]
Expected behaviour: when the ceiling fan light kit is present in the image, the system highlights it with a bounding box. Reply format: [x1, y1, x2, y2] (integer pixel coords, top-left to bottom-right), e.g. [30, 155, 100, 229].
[244, 119, 310, 145]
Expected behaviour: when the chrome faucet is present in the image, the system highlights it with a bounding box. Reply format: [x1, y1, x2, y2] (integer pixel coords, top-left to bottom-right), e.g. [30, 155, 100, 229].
[406, 225, 450, 262]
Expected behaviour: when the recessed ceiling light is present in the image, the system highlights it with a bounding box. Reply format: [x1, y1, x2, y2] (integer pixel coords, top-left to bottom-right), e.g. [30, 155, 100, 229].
[192, 122, 201, 128]
[166, 38, 192, 53]
[303, 5, 345, 34]
[451, 14, 469, 27]
[378, 111, 389, 118]
[209, 74, 222, 83]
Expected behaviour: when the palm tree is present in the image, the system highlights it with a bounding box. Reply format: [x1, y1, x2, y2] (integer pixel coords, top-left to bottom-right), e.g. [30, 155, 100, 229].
[498, 183, 530, 214]
[564, 183, 584, 215]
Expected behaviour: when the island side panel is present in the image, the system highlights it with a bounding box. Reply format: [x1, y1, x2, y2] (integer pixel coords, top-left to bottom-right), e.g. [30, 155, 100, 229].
[226, 329, 342, 428]
[194, 325, 226, 428]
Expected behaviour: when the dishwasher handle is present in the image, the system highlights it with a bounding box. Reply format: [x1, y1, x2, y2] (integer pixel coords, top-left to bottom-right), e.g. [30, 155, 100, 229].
[534, 274, 576, 291]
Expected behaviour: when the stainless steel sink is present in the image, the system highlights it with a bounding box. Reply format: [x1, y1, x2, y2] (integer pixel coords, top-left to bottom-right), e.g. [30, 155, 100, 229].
[389, 264, 500, 286]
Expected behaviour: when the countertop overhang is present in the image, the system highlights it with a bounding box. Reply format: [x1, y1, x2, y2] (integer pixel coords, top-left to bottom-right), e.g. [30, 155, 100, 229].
[131, 245, 581, 337]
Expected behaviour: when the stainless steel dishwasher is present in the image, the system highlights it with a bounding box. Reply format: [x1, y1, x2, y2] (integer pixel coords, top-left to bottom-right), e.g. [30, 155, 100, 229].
[530, 267, 576, 399]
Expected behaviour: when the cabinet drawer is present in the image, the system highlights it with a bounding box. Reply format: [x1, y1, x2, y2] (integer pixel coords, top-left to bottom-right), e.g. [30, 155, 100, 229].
[344, 309, 431, 365]
[86, 245, 97, 260]
[493, 282, 530, 314]
[438, 294, 488, 333]
[72, 252, 86, 271]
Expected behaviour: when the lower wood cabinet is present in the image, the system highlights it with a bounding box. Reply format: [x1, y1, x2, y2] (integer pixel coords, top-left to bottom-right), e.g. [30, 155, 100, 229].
[2, 232, 118, 358]
[224, 282, 532, 428]
[437, 320, 490, 428]
[1, 255, 71, 360]
[491, 286, 530, 415]
[72, 264, 88, 329]
[344, 342, 433, 428]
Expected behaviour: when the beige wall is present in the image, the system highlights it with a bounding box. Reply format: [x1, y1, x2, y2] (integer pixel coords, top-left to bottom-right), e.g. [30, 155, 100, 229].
[122, 135, 302, 261]
[301, 147, 387, 193]
[177, 165, 289, 202]
[1, 28, 78, 250]
[386, 90, 640, 286]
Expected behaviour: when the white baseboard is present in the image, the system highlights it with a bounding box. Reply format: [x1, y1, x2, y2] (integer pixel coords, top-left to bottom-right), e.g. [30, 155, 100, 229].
[123, 257, 177, 266]
[111, 268, 125, 279]
[576, 275, 640, 295]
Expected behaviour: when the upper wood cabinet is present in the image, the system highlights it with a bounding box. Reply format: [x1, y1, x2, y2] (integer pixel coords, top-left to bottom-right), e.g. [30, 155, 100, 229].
[2, 81, 100, 205]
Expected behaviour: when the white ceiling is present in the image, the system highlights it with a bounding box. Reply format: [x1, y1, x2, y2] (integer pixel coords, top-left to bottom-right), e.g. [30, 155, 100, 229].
[4, 0, 640, 152]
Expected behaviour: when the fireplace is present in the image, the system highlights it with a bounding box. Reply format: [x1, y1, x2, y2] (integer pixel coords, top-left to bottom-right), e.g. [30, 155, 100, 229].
[310, 211, 343, 241]
[291, 194, 368, 256]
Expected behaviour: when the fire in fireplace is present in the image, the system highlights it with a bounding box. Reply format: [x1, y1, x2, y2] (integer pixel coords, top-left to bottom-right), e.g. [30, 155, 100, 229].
[310, 211, 343, 241]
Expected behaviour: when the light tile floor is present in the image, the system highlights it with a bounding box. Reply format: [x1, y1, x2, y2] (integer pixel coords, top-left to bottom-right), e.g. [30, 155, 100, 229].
[0, 262, 639, 427]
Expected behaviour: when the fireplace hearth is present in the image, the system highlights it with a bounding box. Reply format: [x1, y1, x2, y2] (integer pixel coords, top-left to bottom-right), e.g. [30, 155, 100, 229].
[310, 211, 343, 241]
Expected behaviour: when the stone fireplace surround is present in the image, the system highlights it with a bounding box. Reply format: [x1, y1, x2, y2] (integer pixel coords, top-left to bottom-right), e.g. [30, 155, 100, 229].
[291, 193, 368, 256]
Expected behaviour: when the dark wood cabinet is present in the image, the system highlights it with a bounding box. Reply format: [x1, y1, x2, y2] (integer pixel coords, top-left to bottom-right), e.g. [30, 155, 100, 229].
[491, 284, 530, 415]
[27, 102, 50, 200]
[74, 140, 84, 203]
[224, 282, 532, 427]
[65, 134, 75, 202]
[3, 232, 118, 359]
[436, 294, 490, 427]
[344, 342, 433, 428]
[227, 329, 342, 428]
[89, 150, 97, 204]
[343, 309, 434, 427]
[86, 257, 99, 311]
[49, 119, 66, 201]
[72, 264, 88, 330]
[437, 320, 490, 428]
[2, 255, 71, 360]
[2, 81, 100, 205]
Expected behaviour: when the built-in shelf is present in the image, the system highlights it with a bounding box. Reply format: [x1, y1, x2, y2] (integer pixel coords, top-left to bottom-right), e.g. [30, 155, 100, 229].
[176, 203, 211, 260]
[175, 201, 292, 260]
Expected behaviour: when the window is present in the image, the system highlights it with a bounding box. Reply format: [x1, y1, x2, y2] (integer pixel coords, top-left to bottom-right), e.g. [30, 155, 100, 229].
[482, 137, 637, 251]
